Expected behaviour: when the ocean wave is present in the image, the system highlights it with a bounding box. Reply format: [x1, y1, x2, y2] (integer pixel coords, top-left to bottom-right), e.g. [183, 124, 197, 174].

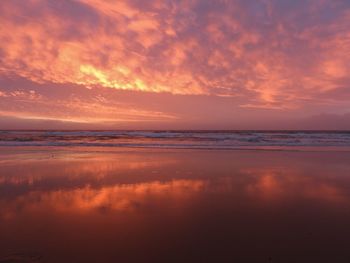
[1, 130, 350, 149]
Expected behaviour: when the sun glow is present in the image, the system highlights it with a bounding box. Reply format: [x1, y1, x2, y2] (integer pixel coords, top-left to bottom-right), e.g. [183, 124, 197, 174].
[0, 0, 349, 128]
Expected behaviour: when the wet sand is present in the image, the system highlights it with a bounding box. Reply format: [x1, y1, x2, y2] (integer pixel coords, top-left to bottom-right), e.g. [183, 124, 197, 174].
[0, 147, 350, 262]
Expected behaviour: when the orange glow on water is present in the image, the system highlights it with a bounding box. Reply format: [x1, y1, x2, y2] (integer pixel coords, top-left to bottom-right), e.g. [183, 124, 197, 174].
[1, 149, 350, 261]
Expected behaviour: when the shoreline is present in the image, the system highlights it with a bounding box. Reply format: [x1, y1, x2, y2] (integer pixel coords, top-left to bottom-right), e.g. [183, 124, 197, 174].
[1, 145, 350, 154]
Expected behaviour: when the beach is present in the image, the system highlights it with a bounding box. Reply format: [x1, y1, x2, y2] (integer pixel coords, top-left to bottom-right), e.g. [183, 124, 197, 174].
[1, 0, 350, 261]
[0, 146, 350, 262]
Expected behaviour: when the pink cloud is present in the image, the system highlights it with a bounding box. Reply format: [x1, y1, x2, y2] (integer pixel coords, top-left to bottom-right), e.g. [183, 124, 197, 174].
[0, 0, 349, 128]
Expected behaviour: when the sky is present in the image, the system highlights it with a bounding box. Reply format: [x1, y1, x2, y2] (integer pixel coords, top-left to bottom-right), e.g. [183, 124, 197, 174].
[0, 0, 350, 130]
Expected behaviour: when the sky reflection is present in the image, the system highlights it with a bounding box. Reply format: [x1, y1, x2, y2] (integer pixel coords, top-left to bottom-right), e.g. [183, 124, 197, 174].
[0, 149, 350, 262]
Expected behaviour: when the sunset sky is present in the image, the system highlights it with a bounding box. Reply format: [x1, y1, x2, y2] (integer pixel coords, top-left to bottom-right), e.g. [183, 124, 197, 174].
[0, 0, 350, 130]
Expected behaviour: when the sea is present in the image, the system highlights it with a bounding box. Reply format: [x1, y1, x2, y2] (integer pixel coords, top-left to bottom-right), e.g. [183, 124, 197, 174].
[1, 130, 350, 262]
[1, 130, 350, 149]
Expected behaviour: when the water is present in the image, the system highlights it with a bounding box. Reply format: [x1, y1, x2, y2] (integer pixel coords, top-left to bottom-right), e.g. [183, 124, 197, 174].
[1, 131, 350, 262]
[0, 148, 350, 262]
[1, 130, 350, 149]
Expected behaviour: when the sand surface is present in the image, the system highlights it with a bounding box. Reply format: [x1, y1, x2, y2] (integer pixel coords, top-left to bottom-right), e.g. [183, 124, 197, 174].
[0, 147, 350, 262]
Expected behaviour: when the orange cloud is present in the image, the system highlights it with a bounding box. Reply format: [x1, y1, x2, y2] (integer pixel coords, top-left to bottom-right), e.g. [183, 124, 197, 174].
[0, 87, 177, 124]
[0, 0, 349, 126]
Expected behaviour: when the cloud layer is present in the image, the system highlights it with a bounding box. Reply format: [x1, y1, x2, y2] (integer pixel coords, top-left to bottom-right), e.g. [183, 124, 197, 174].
[0, 0, 349, 128]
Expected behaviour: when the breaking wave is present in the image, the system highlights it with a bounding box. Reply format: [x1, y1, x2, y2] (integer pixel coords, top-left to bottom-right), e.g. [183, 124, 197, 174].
[1, 130, 350, 149]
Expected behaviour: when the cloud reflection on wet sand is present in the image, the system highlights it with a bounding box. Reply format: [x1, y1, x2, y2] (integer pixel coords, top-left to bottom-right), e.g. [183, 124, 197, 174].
[0, 149, 350, 262]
